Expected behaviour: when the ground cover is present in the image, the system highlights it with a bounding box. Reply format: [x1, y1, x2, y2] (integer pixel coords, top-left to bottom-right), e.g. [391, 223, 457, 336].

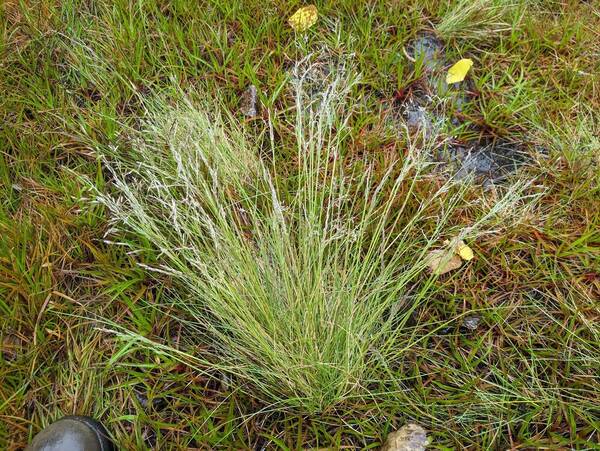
[1, 1, 599, 449]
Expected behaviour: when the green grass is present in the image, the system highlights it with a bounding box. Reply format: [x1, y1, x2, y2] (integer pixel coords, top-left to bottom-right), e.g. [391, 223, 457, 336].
[1, 0, 599, 449]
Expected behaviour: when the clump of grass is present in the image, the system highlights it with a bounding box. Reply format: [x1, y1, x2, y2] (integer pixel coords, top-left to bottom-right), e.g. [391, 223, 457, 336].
[93, 62, 532, 413]
[436, 0, 522, 41]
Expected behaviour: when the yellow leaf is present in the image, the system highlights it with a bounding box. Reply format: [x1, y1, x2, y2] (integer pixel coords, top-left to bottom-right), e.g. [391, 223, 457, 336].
[288, 5, 318, 32]
[427, 249, 463, 275]
[446, 58, 473, 84]
[456, 240, 474, 261]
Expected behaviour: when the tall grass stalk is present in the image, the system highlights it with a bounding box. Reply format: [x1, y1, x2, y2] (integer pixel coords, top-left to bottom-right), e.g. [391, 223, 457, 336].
[94, 62, 531, 413]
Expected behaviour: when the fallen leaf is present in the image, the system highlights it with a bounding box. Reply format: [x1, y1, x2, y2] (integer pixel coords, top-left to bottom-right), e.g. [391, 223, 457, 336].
[446, 58, 473, 84]
[456, 240, 474, 261]
[444, 237, 475, 261]
[427, 249, 463, 275]
[288, 5, 318, 32]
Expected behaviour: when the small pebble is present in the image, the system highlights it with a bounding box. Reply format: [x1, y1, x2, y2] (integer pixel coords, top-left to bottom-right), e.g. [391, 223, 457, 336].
[134, 390, 167, 411]
[462, 315, 481, 331]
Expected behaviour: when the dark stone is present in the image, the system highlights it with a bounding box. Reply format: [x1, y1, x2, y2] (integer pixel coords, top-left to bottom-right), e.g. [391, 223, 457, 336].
[134, 389, 167, 411]
[438, 326, 454, 335]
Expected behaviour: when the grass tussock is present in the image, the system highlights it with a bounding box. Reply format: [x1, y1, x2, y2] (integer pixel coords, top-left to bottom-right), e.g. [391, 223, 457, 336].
[94, 63, 532, 413]
[436, 0, 522, 41]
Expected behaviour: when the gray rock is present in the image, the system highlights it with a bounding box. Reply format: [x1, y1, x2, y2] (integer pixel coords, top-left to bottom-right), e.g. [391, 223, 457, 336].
[463, 315, 481, 331]
[408, 34, 446, 71]
[288, 57, 338, 102]
[240, 84, 258, 117]
[454, 148, 495, 179]
[404, 102, 435, 136]
[429, 74, 450, 97]
[441, 139, 529, 184]
[381, 423, 429, 451]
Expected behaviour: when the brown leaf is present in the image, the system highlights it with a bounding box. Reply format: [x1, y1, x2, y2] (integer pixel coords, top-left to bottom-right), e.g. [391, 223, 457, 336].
[427, 249, 463, 275]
